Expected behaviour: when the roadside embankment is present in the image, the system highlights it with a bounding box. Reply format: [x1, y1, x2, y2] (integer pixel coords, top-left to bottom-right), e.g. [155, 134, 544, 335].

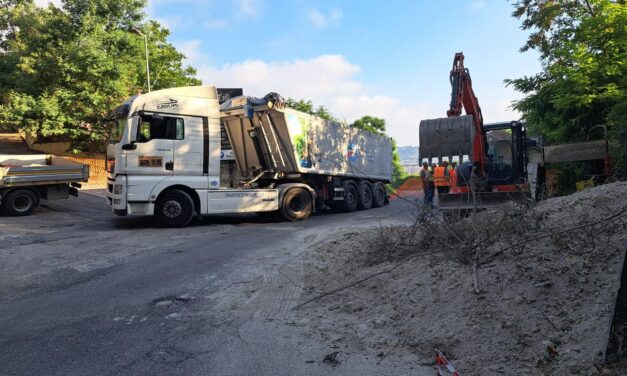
[294, 182, 627, 375]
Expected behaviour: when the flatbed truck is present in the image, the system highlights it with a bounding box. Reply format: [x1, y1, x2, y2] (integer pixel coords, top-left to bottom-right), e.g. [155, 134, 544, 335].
[0, 154, 89, 216]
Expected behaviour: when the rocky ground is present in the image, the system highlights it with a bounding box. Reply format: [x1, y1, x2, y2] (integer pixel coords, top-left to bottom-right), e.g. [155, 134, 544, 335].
[286, 182, 627, 375]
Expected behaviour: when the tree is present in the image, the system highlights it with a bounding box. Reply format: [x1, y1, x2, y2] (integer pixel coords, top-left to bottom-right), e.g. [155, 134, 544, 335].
[352, 115, 386, 134]
[285, 98, 335, 121]
[0, 0, 200, 152]
[505, 0, 626, 169]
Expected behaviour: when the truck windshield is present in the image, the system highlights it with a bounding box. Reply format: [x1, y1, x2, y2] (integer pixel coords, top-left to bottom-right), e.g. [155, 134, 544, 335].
[108, 118, 127, 144]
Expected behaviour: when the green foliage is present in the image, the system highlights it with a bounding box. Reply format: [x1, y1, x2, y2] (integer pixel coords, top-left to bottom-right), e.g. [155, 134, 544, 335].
[389, 139, 407, 188]
[506, 0, 626, 170]
[0, 0, 200, 152]
[285, 98, 336, 121]
[351, 115, 386, 135]
[608, 98, 627, 171]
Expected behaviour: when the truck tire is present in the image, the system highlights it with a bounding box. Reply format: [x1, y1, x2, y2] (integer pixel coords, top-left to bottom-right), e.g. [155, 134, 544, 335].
[357, 181, 373, 210]
[1, 188, 40, 216]
[280, 188, 312, 221]
[372, 183, 387, 208]
[340, 181, 358, 212]
[155, 189, 194, 227]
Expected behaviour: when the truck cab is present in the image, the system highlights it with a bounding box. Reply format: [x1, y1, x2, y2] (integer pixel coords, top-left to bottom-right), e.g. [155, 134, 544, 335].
[106, 86, 279, 226]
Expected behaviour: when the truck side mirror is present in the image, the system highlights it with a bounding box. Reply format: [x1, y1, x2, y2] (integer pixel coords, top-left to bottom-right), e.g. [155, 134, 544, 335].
[121, 142, 137, 150]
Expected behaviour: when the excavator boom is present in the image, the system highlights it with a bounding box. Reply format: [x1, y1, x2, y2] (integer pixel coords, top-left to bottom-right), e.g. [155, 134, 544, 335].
[447, 52, 487, 171]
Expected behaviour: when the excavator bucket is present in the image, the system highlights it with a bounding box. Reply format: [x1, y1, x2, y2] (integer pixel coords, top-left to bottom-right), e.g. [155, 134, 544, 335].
[419, 115, 475, 161]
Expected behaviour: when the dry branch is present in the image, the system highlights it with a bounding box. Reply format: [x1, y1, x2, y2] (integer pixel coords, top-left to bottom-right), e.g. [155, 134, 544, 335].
[291, 249, 439, 310]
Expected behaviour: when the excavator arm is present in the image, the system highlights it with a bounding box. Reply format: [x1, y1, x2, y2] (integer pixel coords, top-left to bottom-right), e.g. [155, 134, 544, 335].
[446, 52, 487, 173]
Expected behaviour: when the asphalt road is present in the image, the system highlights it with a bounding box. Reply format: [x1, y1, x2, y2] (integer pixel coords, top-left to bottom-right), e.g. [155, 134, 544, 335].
[0, 191, 429, 376]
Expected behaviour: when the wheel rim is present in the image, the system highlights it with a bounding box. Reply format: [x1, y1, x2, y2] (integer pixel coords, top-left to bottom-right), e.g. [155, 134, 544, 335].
[13, 194, 33, 213]
[377, 189, 384, 202]
[289, 196, 305, 212]
[162, 200, 182, 219]
[347, 189, 355, 205]
[363, 189, 372, 204]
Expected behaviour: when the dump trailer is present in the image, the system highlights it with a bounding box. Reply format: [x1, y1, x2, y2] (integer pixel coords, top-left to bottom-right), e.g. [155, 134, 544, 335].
[0, 154, 89, 216]
[105, 86, 392, 227]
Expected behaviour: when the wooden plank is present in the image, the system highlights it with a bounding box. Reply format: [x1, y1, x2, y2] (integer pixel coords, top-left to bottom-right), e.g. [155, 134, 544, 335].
[543, 140, 607, 163]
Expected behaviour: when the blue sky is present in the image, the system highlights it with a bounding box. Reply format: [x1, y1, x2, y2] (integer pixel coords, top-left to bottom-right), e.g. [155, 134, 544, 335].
[41, 0, 543, 146]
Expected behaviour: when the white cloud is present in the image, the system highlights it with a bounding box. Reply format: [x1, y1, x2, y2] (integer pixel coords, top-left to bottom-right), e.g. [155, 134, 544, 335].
[155, 15, 183, 30]
[237, 0, 260, 17]
[194, 54, 427, 145]
[161, 41, 524, 145]
[175, 40, 204, 67]
[203, 19, 227, 30]
[471, 0, 487, 9]
[308, 8, 343, 29]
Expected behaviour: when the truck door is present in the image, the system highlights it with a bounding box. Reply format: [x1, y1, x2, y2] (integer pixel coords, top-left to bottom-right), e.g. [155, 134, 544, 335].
[173, 116, 203, 176]
[124, 113, 176, 175]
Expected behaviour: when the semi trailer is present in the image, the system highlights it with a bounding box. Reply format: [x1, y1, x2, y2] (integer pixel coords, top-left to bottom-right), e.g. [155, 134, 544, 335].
[105, 86, 392, 227]
[0, 154, 89, 216]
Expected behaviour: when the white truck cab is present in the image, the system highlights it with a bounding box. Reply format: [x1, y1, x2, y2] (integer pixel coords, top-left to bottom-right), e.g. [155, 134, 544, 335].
[106, 86, 391, 227]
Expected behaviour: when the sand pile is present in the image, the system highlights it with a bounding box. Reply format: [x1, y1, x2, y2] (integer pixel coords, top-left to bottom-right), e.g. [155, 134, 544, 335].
[295, 182, 627, 375]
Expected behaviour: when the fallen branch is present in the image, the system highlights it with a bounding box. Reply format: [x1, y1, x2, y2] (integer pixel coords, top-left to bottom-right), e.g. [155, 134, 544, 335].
[541, 309, 562, 332]
[486, 208, 627, 261]
[291, 249, 439, 310]
[472, 262, 480, 294]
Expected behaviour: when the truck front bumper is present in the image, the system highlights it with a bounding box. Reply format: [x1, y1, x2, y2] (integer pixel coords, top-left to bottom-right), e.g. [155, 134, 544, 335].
[106, 175, 128, 215]
[106, 175, 155, 216]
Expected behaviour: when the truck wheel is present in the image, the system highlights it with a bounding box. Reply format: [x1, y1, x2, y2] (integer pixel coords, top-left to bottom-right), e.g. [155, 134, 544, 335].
[340, 181, 358, 212]
[1, 188, 40, 216]
[280, 188, 312, 221]
[155, 189, 194, 227]
[357, 182, 373, 210]
[372, 183, 387, 208]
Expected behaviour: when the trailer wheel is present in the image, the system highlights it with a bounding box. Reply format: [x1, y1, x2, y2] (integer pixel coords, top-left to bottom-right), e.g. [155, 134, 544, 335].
[1, 188, 40, 216]
[280, 188, 312, 221]
[340, 181, 358, 212]
[357, 182, 373, 210]
[155, 189, 194, 227]
[372, 183, 387, 208]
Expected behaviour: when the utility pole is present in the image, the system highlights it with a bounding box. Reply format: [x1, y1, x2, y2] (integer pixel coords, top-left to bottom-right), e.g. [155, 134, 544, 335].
[132, 27, 151, 92]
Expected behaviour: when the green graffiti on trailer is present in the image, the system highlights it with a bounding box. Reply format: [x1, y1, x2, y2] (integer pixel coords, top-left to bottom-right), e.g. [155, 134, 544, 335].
[288, 114, 312, 168]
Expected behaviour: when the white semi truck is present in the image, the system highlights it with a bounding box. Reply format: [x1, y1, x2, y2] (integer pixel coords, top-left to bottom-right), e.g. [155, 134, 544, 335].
[105, 86, 392, 227]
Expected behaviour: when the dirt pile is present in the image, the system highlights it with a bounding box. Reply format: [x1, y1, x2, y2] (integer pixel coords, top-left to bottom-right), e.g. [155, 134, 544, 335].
[295, 182, 627, 375]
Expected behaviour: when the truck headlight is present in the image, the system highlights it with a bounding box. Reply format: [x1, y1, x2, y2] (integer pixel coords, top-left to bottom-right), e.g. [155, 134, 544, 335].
[113, 184, 124, 194]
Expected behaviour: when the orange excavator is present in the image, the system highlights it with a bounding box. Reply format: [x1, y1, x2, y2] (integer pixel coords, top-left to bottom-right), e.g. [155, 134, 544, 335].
[419, 52, 531, 209]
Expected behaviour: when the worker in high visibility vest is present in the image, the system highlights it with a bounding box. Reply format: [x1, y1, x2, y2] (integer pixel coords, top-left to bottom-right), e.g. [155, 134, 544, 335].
[433, 161, 450, 194]
[420, 162, 434, 205]
[449, 161, 458, 189]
